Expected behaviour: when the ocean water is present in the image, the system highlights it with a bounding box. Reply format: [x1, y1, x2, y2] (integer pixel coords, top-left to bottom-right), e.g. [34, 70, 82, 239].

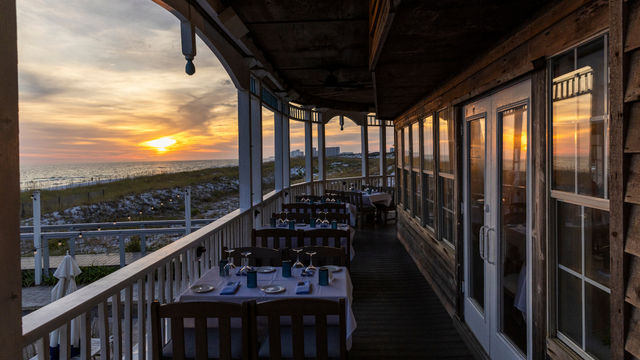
[20, 159, 239, 191]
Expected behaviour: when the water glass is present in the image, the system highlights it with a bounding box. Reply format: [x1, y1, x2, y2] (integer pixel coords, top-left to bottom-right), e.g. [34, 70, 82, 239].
[270, 217, 276, 227]
[282, 260, 292, 277]
[288, 221, 296, 230]
[319, 267, 329, 286]
[247, 269, 257, 288]
[310, 218, 316, 228]
[219, 259, 228, 276]
[331, 220, 338, 229]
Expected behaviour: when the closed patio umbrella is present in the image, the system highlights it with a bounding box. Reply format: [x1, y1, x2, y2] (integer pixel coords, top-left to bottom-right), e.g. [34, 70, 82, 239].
[49, 251, 82, 359]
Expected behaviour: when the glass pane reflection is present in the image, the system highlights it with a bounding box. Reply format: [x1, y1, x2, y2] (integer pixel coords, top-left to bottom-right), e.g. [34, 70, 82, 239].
[585, 283, 611, 360]
[559, 269, 583, 345]
[441, 177, 454, 244]
[412, 122, 420, 169]
[585, 208, 610, 288]
[424, 115, 434, 171]
[468, 117, 485, 309]
[500, 105, 528, 353]
[439, 109, 455, 174]
[425, 174, 435, 229]
[557, 202, 582, 273]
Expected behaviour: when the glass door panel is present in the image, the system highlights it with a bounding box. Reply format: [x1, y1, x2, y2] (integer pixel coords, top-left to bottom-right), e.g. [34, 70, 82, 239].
[499, 104, 528, 354]
[468, 117, 486, 310]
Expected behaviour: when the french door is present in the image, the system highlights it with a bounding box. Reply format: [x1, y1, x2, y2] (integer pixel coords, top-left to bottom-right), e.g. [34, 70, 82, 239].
[463, 79, 532, 360]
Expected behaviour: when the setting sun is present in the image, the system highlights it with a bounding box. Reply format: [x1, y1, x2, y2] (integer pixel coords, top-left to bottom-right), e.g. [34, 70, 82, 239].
[143, 137, 177, 152]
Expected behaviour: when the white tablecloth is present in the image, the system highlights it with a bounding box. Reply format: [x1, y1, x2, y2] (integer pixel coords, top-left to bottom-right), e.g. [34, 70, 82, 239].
[177, 266, 357, 349]
[259, 225, 355, 260]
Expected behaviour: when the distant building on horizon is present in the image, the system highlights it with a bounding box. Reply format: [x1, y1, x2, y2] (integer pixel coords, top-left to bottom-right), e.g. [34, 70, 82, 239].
[325, 147, 340, 157]
[389, 146, 395, 153]
[291, 149, 304, 157]
[313, 147, 317, 157]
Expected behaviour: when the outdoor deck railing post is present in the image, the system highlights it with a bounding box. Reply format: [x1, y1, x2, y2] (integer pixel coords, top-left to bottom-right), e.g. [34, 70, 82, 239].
[119, 233, 125, 268]
[69, 236, 75, 258]
[33, 191, 42, 285]
[140, 224, 146, 256]
[185, 186, 191, 235]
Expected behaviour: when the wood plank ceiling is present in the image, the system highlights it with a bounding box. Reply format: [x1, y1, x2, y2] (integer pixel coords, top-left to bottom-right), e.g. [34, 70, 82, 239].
[223, 0, 552, 118]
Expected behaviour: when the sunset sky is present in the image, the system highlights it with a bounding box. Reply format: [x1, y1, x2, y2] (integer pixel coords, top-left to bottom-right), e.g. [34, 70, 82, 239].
[17, 0, 238, 165]
[17, 0, 380, 166]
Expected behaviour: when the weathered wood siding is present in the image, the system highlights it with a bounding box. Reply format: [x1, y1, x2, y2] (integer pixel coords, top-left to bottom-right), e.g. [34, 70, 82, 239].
[397, 209, 457, 316]
[612, 0, 640, 358]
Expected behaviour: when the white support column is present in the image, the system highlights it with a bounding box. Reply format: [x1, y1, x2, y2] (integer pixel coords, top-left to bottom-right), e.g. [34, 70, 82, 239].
[283, 109, 290, 189]
[361, 120, 369, 184]
[251, 92, 262, 206]
[274, 105, 284, 192]
[237, 89, 253, 210]
[33, 191, 42, 285]
[380, 123, 387, 186]
[304, 110, 313, 194]
[318, 115, 326, 195]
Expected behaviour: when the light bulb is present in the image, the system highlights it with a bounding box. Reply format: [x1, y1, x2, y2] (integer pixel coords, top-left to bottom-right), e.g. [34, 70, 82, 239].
[58, 240, 62, 246]
[33, 248, 37, 254]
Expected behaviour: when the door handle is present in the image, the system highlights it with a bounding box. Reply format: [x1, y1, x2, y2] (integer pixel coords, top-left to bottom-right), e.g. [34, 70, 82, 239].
[485, 228, 496, 265]
[479, 225, 487, 260]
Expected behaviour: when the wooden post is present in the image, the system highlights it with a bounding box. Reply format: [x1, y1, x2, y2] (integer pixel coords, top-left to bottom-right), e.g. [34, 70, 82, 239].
[361, 120, 369, 184]
[608, 1, 628, 358]
[318, 115, 326, 194]
[184, 187, 191, 235]
[140, 224, 146, 256]
[283, 106, 290, 189]
[238, 89, 253, 210]
[380, 122, 387, 186]
[0, 0, 22, 354]
[33, 191, 42, 285]
[251, 89, 262, 205]
[274, 105, 284, 191]
[304, 110, 313, 193]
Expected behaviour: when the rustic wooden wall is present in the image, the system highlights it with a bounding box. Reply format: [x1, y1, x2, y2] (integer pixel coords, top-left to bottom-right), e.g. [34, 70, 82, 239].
[611, 0, 640, 358]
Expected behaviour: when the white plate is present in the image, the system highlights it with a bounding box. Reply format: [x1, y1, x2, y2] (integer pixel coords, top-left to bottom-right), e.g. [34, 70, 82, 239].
[339, 224, 349, 229]
[261, 284, 286, 293]
[257, 266, 276, 273]
[324, 265, 342, 272]
[295, 223, 306, 227]
[190, 284, 215, 293]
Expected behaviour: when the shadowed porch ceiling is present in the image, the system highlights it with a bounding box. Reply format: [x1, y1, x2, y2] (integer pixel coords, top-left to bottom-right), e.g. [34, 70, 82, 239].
[221, 0, 552, 118]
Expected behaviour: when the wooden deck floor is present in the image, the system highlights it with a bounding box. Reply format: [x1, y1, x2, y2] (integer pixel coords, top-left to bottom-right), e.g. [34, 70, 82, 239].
[349, 224, 474, 360]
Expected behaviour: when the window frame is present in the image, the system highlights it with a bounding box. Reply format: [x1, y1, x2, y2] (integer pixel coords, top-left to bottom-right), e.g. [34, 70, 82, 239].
[437, 107, 456, 249]
[548, 33, 611, 360]
[422, 114, 437, 233]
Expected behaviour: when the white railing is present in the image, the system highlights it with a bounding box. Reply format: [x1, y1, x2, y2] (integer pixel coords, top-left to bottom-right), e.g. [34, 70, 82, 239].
[22, 207, 253, 360]
[21, 175, 394, 360]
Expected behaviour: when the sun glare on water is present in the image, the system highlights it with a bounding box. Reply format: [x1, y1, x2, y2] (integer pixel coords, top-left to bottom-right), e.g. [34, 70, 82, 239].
[143, 137, 177, 152]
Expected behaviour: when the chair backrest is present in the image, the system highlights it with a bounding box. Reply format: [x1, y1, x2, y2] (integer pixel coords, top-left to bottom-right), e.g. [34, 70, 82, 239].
[282, 203, 313, 214]
[305, 229, 350, 266]
[251, 299, 347, 360]
[222, 246, 282, 267]
[320, 212, 350, 224]
[343, 191, 364, 213]
[313, 203, 346, 214]
[151, 300, 249, 360]
[379, 186, 396, 206]
[251, 228, 303, 249]
[324, 189, 343, 197]
[287, 246, 347, 267]
[271, 212, 311, 224]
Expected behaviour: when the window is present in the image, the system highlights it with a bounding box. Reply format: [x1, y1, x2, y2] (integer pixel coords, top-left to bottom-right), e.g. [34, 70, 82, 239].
[368, 126, 380, 176]
[423, 115, 435, 229]
[439, 108, 455, 246]
[412, 121, 421, 220]
[289, 119, 306, 185]
[403, 127, 410, 208]
[550, 35, 610, 360]
[325, 116, 362, 179]
[262, 107, 276, 196]
[387, 125, 396, 178]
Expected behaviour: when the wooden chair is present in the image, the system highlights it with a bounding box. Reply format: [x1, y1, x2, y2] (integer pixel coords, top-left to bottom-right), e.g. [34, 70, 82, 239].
[222, 246, 282, 267]
[286, 246, 347, 267]
[313, 203, 347, 214]
[282, 203, 313, 214]
[271, 212, 311, 224]
[251, 229, 303, 249]
[150, 300, 250, 360]
[295, 195, 322, 203]
[344, 191, 376, 228]
[250, 299, 347, 360]
[324, 189, 343, 197]
[304, 229, 351, 267]
[377, 186, 397, 224]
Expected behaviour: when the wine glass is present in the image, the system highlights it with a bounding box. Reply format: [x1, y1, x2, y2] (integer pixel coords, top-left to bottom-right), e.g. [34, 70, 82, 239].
[224, 249, 236, 277]
[240, 251, 252, 273]
[277, 212, 284, 227]
[323, 211, 329, 225]
[306, 251, 317, 272]
[292, 249, 304, 268]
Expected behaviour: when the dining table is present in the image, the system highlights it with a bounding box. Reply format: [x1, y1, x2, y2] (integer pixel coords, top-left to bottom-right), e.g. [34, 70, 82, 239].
[259, 223, 355, 260]
[346, 191, 393, 226]
[177, 266, 357, 349]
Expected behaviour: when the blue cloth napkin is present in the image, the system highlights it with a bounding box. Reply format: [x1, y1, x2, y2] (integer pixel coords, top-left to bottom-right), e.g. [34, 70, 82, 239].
[295, 281, 310, 294]
[220, 281, 241, 295]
